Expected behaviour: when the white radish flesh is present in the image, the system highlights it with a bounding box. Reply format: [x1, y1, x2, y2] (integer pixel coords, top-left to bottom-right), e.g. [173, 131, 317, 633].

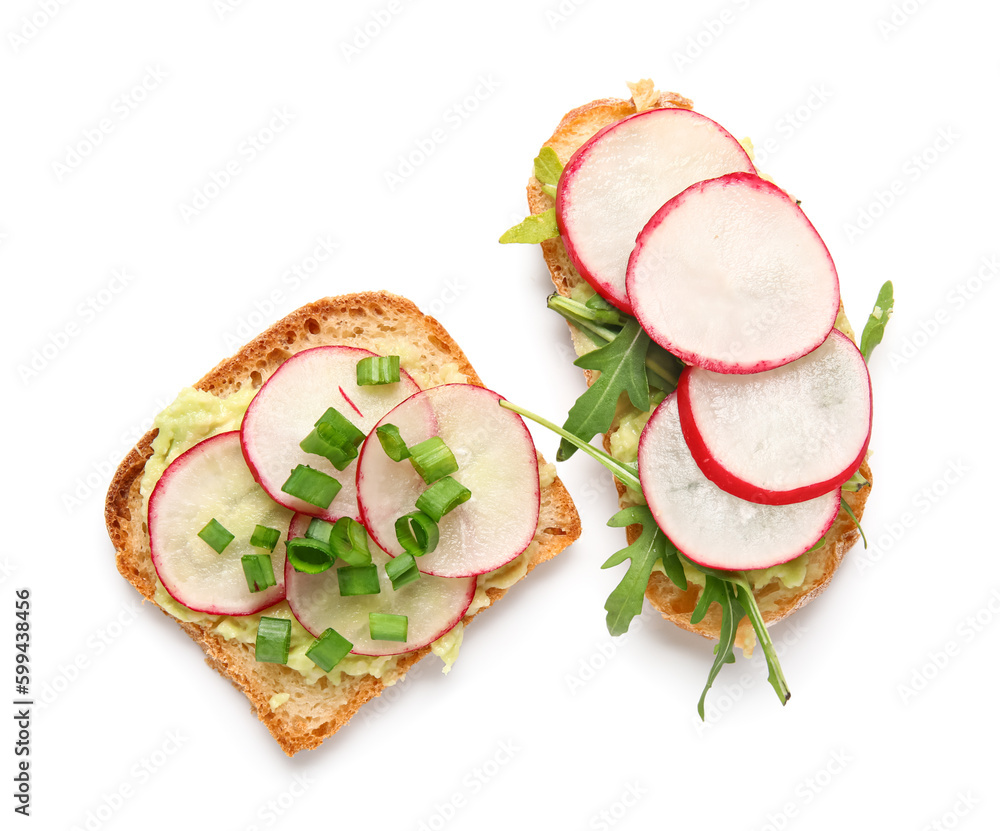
[148, 431, 293, 615]
[357, 384, 540, 578]
[627, 172, 840, 373]
[677, 329, 872, 505]
[240, 346, 419, 521]
[556, 107, 755, 313]
[283, 514, 475, 657]
[638, 394, 840, 571]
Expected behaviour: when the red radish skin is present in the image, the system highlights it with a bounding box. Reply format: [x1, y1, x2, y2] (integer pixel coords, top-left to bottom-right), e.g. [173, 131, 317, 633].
[149, 431, 293, 615]
[677, 329, 872, 505]
[627, 172, 840, 374]
[556, 107, 755, 314]
[283, 513, 475, 657]
[356, 385, 541, 578]
[638, 394, 840, 571]
[240, 346, 420, 522]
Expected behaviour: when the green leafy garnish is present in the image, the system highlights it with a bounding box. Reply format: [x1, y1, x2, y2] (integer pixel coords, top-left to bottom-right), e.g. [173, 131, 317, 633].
[840, 496, 867, 548]
[691, 576, 740, 719]
[859, 280, 894, 362]
[603, 506, 685, 637]
[558, 317, 651, 461]
[499, 147, 564, 244]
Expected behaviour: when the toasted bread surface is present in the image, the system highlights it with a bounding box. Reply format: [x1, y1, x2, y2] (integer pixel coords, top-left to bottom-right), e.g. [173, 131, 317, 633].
[105, 292, 581, 755]
[525, 84, 871, 650]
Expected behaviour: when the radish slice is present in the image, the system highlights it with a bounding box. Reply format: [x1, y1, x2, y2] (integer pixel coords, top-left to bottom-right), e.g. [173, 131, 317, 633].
[241, 346, 420, 521]
[677, 330, 872, 505]
[638, 394, 839, 571]
[627, 172, 840, 373]
[556, 107, 755, 313]
[149, 431, 293, 615]
[357, 384, 540, 578]
[284, 514, 475, 657]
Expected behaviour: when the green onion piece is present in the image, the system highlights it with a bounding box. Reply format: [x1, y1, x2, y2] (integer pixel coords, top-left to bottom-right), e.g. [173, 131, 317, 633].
[357, 355, 401, 386]
[241, 553, 277, 593]
[385, 552, 421, 591]
[415, 476, 472, 522]
[255, 617, 291, 664]
[286, 537, 335, 574]
[197, 518, 234, 554]
[369, 612, 408, 642]
[375, 423, 410, 461]
[408, 436, 458, 483]
[249, 524, 281, 552]
[330, 517, 372, 566]
[305, 518, 335, 546]
[337, 564, 381, 596]
[394, 511, 440, 556]
[281, 464, 342, 508]
[305, 627, 353, 672]
[299, 407, 365, 470]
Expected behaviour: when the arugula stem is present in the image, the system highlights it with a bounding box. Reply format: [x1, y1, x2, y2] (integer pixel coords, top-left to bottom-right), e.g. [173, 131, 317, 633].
[499, 400, 641, 492]
[734, 574, 791, 705]
[546, 294, 679, 392]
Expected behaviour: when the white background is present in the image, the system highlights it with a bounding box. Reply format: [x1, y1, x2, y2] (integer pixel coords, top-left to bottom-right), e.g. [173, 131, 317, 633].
[4, 0, 998, 829]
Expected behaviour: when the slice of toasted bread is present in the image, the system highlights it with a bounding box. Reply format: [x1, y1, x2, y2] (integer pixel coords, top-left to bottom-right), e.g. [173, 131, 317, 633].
[524, 83, 870, 650]
[105, 291, 581, 755]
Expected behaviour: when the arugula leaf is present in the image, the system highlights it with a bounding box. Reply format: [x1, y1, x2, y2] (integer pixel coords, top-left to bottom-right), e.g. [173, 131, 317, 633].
[499, 208, 559, 244]
[534, 146, 563, 198]
[693, 576, 741, 719]
[732, 575, 790, 708]
[557, 317, 650, 461]
[603, 506, 686, 637]
[840, 496, 867, 548]
[859, 280, 894, 362]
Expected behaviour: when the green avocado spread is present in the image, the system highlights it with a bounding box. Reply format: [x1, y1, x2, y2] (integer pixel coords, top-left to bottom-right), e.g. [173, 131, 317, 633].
[143, 385, 541, 692]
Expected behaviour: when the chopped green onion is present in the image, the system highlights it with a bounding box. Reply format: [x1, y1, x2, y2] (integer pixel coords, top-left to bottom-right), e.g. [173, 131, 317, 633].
[394, 511, 440, 556]
[281, 464, 342, 508]
[305, 627, 353, 672]
[337, 564, 381, 596]
[385, 552, 421, 590]
[249, 524, 281, 552]
[197, 518, 234, 554]
[369, 612, 408, 642]
[305, 518, 335, 546]
[408, 436, 458, 483]
[375, 423, 410, 461]
[286, 537, 335, 574]
[299, 407, 366, 470]
[241, 553, 277, 593]
[357, 355, 401, 386]
[255, 617, 291, 664]
[330, 517, 372, 566]
[415, 476, 472, 522]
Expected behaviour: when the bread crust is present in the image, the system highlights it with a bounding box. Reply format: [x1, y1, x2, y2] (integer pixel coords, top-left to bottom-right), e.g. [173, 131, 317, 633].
[104, 291, 581, 755]
[525, 84, 871, 650]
